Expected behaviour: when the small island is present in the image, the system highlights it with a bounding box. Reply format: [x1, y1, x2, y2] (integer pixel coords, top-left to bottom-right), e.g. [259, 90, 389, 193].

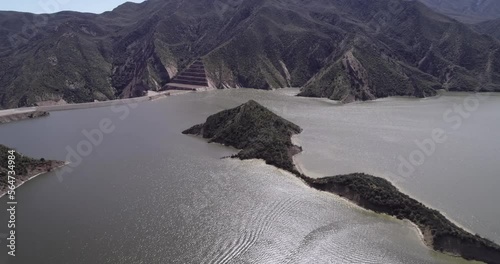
[183, 100, 303, 174]
[0, 144, 65, 197]
[183, 100, 500, 264]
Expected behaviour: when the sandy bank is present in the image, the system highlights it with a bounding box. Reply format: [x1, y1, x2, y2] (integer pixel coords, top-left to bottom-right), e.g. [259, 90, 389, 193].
[0, 161, 68, 199]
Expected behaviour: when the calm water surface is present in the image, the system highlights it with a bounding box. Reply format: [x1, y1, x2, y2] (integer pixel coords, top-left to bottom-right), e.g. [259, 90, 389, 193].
[0, 89, 497, 263]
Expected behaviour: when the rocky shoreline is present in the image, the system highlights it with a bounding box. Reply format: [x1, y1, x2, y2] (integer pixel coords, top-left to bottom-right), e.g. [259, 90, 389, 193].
[183, 100, 500, 264]
[0, 144, 66, 198]
[0, 89, 205, 125]
[182, 100, 303, 175]
[0, 110, 49, 124]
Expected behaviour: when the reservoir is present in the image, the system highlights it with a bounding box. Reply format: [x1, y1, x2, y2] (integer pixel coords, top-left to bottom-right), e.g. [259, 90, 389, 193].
[0, 89, 498, 263]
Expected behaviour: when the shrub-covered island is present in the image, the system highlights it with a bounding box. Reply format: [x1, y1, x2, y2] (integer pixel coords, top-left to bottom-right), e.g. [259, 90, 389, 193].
[0, 144, 65, 197]
[183, 100, 500, 264]
[182, 100, 303, 174]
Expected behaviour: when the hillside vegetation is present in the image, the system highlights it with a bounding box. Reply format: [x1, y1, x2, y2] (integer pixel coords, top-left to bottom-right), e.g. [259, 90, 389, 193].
[310, 174, 500, 263]
[0, 144, 64, 191]
[182, 100, 303, 173]
[475, 18, 500, 40]
[1, 0, 500, 107]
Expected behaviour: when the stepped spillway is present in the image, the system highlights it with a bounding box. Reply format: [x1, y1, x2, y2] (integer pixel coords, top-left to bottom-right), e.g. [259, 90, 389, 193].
[164, 59, 210, 91]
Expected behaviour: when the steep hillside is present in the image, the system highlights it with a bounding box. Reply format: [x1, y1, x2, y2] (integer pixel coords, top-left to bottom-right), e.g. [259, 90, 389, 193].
[0, 0, 258, 108]
[417, 0, 500, 23]
[0, 144, 65, 195]
[298, 0, 500, 102]
[1, 0, 500, 107]
[475, 18, 500, 40]
[0, 11, 115, 107]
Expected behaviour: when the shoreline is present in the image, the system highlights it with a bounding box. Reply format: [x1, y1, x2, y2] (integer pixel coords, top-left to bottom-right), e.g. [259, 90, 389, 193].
[306, 174, 500, 263]
[210, 144, 496, 263]
[0, 161, 68, 199]
[2, 89, 497, 118]
[275, 160, 487, 263]
[389, 180, 478, 238]
[249, 157, 484, 263]
[405, 217, 486, 264]
[290, 135, 305, 176]
[290, 136, 481, 243]
[0, 89, 204, 120]
[290, 135, 328, 179]
[0, 110, 49, 124]
[36, 90, 192, 112]
[182, 100, 500, 263]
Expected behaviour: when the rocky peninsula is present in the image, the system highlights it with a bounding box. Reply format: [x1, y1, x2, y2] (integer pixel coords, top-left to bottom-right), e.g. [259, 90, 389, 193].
[183, 100, 500, 264]
[0, 144, 65, 197]
[309, 174, 500, 264]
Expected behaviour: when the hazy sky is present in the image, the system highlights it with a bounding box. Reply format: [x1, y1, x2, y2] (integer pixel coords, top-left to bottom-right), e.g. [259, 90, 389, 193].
[0, 0, 145, 14]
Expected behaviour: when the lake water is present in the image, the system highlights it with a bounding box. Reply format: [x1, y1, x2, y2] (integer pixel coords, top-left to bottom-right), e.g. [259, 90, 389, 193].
[0, 89, 498, 264]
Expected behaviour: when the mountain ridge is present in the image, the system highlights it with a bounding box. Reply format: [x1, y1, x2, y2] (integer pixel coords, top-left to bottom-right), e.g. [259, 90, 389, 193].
[1, 0, 500, 108]
[417, 0, 500, 23]
[475, 18, 500, 40]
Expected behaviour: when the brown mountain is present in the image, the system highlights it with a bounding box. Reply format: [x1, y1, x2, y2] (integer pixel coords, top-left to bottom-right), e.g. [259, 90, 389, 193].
[1, 0, 500, 108]
[475, 18, 500, 40]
